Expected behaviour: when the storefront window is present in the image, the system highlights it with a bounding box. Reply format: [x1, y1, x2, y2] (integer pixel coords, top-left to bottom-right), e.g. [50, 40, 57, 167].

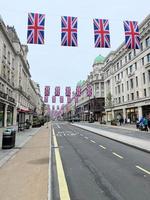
[0, 104, 4, 127]
[7, 106, 13, 126]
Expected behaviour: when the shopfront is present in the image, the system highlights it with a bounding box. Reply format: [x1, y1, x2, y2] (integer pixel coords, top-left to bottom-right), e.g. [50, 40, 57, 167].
[126, 107, 138, 123]
[142, 105, 150, 116]
[7, 105, 13, 126]
[114, 109, 123, 120]
[0, 103, 5, 127]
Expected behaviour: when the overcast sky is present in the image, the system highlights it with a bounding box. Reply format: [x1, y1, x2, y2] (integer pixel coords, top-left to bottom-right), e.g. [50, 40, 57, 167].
[0, 0, 149, 105]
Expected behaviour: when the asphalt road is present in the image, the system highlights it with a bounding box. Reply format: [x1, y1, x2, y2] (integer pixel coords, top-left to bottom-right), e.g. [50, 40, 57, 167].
[51, 122, 150, 200]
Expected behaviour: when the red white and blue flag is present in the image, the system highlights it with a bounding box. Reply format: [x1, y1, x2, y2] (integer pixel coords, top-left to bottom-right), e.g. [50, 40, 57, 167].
[27, 13, 45, 44]
[44, 96, 48, 103]
[65, 87, 71, 97]
[55, 86, 60, 96]
[87, 85, 92, 97]
[52, 96, 56, 103]
[60, 96, 64, 103]
[44, 86, 50, 96]
[93, 19, 110, 48]
[67, 97, 71, 103]
[61, 16, 78, 47]
[76, 86, 81, 97]
[123, 21, 140, 49]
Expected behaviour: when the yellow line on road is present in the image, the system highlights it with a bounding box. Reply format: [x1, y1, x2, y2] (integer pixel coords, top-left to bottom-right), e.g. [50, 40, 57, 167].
[112, 152, 124, 159]
[53, 129, 70, 200]
[136, 165, 150, 175]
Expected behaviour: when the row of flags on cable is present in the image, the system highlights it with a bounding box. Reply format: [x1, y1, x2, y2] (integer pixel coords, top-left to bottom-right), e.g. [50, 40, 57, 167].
[27, 12, 141, 49]
[44, 85, 92, 103]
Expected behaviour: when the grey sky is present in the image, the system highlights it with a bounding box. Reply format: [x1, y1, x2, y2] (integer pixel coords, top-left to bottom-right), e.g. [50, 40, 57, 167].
[0, 0, 149, 105]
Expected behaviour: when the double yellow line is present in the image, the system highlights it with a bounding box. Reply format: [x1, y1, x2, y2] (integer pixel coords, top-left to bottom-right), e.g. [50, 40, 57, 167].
[53, 128, 70, 200]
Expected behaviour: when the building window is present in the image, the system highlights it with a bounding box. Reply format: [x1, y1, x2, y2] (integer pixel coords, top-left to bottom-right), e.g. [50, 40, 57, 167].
[118, 97, 121, 103]
[136, 76, 138, 87]
[117, 62, 119, 70]
[129, 65, 132, 73]
[115, 87, 117, 95]
[148, 70, 150, 82]
[135, 62, 137, 70]
[121, 71, 123, 78]
[143, 73, 146, 84]
[144, 89, 147, 97]
[122, 96, 124, 102]
[8, 51, 10, 64]
[122, 83, 124, 92]
[128, 52, 132, 60]
[136, 91, 139, 99]
[142, 57, 145, 65]
[146, 37, 150, 47]
[141, 42, 143, 51]
[3, 44, 6, 57]
[127, 94, 129, 100]
[118, 85, 120, 94]
[131, 93, 134, 100]
[127, 81, 129, 90]
[130, 79, 133, 89]
[147, 54, 150, 63]
[120, 60, 122, 67]
[125, 56, 127, 63]
[126, 68, 128, 75]
[133, 49, 136, 56]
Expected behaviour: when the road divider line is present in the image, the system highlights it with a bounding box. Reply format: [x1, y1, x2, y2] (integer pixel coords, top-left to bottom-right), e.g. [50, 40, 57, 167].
[53, 129, 71, 200]
[90, 140, 96, 143]
[136, 165, 150, 175]
[112, 152, 124, 159]
[84, 137, 88, 139]
[99, 145, 106, 149]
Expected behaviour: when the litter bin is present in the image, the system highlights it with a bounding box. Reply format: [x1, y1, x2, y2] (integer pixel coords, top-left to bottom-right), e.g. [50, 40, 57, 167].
[2, 128, 16, 149]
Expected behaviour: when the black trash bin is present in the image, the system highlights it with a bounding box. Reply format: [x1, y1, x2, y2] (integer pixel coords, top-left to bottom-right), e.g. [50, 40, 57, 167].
[2, 128, 16, 149]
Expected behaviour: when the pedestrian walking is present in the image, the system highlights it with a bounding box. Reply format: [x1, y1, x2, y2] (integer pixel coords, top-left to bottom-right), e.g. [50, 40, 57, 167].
[143, 116, 148, 132]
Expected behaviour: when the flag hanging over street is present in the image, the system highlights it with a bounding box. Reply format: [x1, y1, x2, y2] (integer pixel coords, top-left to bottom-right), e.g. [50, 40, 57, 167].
[44, 96, 48, 103]
[55, 86, 60, 96]
[87, 84, 92, 97]
[93, 19, 110, 48]
[123, 21, 140, 49]
[52, 96, 56, 103]
[76, 86, 81, 97]
[60, 96, 64, 103]
[67, 97, 71, 103]
[61, 16, 78, 47]
[65, 86, 71, 96]
[44, 86, 50, 96]
[27, 12, 45, 44]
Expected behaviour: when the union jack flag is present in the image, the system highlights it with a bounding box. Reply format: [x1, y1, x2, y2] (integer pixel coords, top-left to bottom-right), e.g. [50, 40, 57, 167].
[52, 96, 56, 103]
[55, 86, 60, 96]
[44, 86, 50, 96]
[87, 85, 92, 97]
[60, 96, 64, 103]
[44, 96, 48, 103]
[27, 13, 45, 44]
[61, 16, 78, 47]
[93, 19, 110, 48]
[123, 21, 140, 49]
[76, 86, 81, 97]
[65, 87, 71, 97]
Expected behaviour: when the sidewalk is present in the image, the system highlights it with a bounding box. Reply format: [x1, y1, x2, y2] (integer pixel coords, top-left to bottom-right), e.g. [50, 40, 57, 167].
[72, 123, 150, 153]
[0, 123, 51, 200]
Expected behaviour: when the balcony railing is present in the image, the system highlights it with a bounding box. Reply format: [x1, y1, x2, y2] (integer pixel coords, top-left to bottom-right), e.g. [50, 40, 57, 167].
[0, 91, 7, 99]
[8, 96, 15, 103]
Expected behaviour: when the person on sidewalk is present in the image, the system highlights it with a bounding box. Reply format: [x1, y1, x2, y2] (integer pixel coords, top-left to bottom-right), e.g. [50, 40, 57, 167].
[143, 116, 148, 132]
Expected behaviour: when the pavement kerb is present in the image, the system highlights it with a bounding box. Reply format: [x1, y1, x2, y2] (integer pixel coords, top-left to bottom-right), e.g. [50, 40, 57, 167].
[72, 124, 150, 154]
[0, 127, 41, 168]
[48, 122, 52, 200]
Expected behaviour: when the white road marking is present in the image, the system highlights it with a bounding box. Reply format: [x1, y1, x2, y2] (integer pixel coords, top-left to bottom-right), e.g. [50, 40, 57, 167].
[136, 165, 150, 175]
[57, 124, 60, 129]
[90, 140, 96, 143]
[99, 145, 106, 149]
[64, 134, 66, 136]
[112, 152, 124, 159]
[84, 137, 88, 139]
